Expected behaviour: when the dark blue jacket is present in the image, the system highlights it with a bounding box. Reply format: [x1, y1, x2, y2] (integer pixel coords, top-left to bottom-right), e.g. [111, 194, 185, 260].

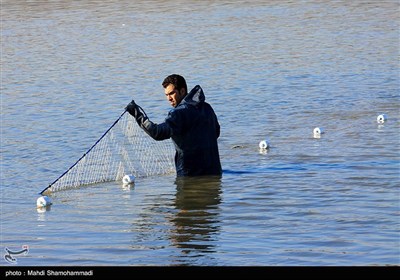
[133, 85, 222, 177]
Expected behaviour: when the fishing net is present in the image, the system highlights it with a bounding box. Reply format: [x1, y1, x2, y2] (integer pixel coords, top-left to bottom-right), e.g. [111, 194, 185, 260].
[40, 110, 175, 194]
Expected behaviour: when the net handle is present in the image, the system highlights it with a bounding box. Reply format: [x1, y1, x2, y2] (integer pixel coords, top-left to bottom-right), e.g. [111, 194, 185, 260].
[39, 110, 128, 195]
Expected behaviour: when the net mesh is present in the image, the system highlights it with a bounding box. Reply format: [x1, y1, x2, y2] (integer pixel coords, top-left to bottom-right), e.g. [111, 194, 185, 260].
[41, 111, 175, 194]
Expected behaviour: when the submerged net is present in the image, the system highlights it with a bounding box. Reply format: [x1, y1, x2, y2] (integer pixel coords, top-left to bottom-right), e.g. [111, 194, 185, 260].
[40, 110, 175, 194]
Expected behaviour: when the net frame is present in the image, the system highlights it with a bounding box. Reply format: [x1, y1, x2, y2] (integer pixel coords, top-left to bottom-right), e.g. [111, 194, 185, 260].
[40, 110, 175, 194]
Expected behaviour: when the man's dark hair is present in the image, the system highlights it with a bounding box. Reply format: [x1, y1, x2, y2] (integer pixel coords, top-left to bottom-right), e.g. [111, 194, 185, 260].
[162, 74, 187, 93]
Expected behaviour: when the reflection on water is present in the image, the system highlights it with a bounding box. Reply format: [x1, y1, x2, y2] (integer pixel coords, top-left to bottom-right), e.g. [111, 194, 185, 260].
[170, 176, 222, 255]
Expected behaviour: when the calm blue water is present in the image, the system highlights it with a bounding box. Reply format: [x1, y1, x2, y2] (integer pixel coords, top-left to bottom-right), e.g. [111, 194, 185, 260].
[1, 0, 399, 266]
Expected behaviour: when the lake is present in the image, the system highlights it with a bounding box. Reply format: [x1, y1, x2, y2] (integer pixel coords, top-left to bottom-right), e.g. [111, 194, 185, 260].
[1, 0, 399, 267]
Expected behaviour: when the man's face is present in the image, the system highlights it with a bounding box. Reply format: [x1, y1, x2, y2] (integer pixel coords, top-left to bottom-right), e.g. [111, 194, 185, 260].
[164, 84, 185, 108]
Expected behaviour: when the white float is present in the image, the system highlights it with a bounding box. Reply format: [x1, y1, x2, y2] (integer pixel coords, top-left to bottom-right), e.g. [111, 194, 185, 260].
[36, 196, 52, 208]
[259, 140, 269, 149]
[122, 174, 135, 184]
[377, 114, 387, 124]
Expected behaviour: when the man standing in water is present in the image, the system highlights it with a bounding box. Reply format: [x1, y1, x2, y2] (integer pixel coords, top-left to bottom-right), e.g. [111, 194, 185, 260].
[126, 74, 222, 177]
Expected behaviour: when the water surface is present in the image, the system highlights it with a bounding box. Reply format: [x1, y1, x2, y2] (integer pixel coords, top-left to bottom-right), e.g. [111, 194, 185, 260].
[1, 0, 399, 266]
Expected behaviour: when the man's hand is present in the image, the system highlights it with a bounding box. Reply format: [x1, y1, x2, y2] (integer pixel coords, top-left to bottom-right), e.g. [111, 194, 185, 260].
[126, 100, 140, 119]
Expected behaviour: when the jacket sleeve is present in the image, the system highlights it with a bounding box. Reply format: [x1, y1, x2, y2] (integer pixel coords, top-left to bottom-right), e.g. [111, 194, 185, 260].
[132, 108, 173, 141]
[140, 118, 173, 141]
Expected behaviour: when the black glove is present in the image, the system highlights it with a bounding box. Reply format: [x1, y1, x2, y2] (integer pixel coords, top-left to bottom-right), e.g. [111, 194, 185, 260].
[125, 100, 169, 139]
[126, 100, 140, 118]
[125, 99, 147, 125]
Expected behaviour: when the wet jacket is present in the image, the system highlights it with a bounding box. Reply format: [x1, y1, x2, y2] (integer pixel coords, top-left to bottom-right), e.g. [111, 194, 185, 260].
[130, 85, 222, 177]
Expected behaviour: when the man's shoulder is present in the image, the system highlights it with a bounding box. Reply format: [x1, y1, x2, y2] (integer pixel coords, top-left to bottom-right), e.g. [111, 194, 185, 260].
[173, 103, 194, 112]
[167, 104, 189, 119]
[172, 101, 214, 113]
